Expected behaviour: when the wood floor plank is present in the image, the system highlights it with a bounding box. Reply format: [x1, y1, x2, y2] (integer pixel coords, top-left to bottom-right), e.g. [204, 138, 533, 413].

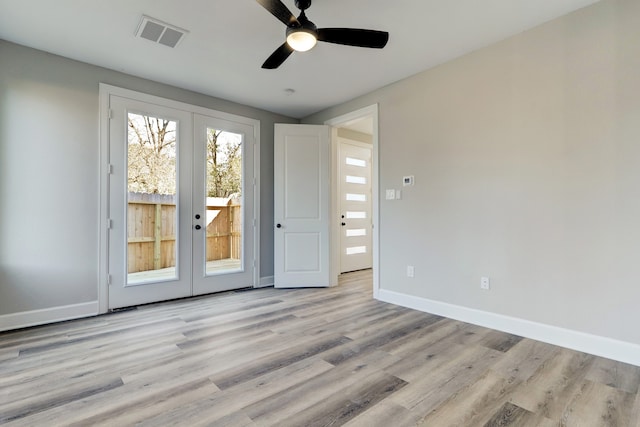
[586, 358, 640, 395]
[210, 334, 352, 390]
[559, 380, 637, 426]
[65, 378, 219, 427]
[389, 344, 503, 413]
[342, 400, 422, 427]
[135, 358, 335, 426]
[632, 392, 640, 427]
[276, 372, 407, 427]
[416, 369, 519, 426]
[0, 377, 124, 424]
[489, 337, 562, 383]
[509, 348, 596, 420]
[479, 330, 524, 353]
[1, 269, 638, 426]
[482, 402, 556, 427]
[243, 350, 399, 426]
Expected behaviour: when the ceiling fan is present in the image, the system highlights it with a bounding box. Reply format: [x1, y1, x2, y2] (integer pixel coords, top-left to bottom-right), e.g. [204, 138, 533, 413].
[256, 0, 389, 69]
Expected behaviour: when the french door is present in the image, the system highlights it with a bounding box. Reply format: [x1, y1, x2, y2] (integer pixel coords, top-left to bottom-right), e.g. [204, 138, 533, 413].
[107, 93, 255, 309]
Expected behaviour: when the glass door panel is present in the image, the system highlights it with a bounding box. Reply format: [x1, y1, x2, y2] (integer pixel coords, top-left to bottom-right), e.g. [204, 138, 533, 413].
[192, 114, 255, 295]
[108, 96, 192, 309]
[126, 112, 178, 284]
[204, 129, 243, 276]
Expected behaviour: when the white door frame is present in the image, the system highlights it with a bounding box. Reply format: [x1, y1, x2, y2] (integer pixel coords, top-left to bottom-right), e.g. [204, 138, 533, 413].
[324, 104, 380, 297]
[98, 84, 260, 313]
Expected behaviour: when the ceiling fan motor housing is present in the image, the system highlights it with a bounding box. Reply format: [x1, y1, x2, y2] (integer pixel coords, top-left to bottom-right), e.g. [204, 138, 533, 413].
[294, 0, 312, 11]
[287, 11, 316, 33]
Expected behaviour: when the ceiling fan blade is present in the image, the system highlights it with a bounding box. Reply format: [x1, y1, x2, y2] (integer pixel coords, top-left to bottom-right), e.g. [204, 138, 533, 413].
[317, 28, 389, 49]
[256, 0, 299, 27]
[262, 42, 295, 69]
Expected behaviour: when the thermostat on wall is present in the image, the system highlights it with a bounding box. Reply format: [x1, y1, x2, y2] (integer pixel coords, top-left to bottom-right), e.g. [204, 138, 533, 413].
[403, 175, 414, 186]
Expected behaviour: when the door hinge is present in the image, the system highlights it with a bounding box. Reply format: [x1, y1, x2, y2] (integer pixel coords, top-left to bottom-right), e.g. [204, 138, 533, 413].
[107, 219, 113, 229]
[107, 274, 112, 285]
[107, 163, 114, 175]
[108, 109, 113, 119]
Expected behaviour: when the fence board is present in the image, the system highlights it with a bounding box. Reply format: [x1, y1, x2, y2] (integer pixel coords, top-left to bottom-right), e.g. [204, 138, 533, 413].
[126, 193, 242, 274]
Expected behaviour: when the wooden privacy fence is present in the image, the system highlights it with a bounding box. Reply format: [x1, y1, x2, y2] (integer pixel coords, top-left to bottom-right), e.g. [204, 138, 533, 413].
[127, 192, 241, 273]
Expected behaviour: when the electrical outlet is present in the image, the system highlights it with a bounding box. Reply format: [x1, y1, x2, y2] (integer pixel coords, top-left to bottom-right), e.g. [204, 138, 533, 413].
[480, 277, 490, 290]
[407, 266, 414, 278]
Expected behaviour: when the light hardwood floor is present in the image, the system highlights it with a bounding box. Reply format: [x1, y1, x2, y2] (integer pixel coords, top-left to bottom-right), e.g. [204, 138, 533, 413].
[1, 270, 639, 426]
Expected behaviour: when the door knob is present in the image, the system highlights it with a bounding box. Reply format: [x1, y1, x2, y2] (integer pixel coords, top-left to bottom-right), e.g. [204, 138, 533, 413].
[195, 224, 202, 230]
[195, 214, 201, 220]
[341, 222, 346, 226]
[276, 224, 282, 228]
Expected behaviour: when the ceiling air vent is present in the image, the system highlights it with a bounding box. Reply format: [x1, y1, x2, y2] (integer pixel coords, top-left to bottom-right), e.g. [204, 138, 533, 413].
[135, 15, 188, 48]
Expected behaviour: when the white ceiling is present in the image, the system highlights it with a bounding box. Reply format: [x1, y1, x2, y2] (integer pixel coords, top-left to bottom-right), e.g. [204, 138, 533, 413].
[0, 0, 599, 118]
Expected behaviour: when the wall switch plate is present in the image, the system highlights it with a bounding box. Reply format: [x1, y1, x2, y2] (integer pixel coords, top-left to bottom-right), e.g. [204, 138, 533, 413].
[480, 277, 490, 290]
[407, 266, 414, 277]
[385, 189, 395, 200]
[395, 189, 402, 200]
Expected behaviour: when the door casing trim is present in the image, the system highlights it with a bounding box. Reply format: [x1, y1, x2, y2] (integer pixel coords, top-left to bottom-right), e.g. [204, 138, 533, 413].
[324, 104, 380, 297]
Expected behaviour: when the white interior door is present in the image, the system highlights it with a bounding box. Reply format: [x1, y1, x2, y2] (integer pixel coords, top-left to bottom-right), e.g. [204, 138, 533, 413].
[339, 139, 373, 273]
[274, 124, 331, 288]
[107, 91, 257, 309]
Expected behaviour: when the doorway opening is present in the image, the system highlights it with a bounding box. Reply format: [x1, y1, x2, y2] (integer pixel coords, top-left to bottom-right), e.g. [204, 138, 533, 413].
[325, 105, 380, 297]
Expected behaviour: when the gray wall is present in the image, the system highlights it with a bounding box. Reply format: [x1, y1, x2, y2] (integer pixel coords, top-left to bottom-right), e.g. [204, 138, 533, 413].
[0, 40, 296, 316]
[304, 0, 640, 345]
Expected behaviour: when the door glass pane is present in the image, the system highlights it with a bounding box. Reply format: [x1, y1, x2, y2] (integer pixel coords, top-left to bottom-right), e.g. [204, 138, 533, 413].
[205, 128, 243, 275]
[346, 211, 367, 219]
[126, 112, 178, 284]
[346, 175, 366, 184]
[345, 157, 366, 167]
[346, 229, 367, 237]
[346, 246, 367, 255]
[346, 193, 367, 202]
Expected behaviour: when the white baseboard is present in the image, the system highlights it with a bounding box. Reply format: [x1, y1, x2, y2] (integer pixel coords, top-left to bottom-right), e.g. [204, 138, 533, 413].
[257, 275, 274, 288]
[0, 301, 99, 332]
[377, 289, 640, 367]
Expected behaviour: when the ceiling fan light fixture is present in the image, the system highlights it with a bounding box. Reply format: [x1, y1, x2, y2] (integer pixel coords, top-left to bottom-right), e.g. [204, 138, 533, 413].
[286, 28, 317, 52]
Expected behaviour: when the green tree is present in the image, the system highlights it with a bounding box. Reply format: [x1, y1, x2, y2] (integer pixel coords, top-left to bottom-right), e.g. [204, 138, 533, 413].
[127, 119, 241, 197]
[127, 114, 176, 195]
[207, 129, 242, 197]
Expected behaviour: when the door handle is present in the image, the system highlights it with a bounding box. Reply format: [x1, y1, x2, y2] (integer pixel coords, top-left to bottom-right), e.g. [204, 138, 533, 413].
[195, 214, 201, 219]
[195, 224, 202, 230]
[276, 223, 282, 228]
[341, 222, 346, 226]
